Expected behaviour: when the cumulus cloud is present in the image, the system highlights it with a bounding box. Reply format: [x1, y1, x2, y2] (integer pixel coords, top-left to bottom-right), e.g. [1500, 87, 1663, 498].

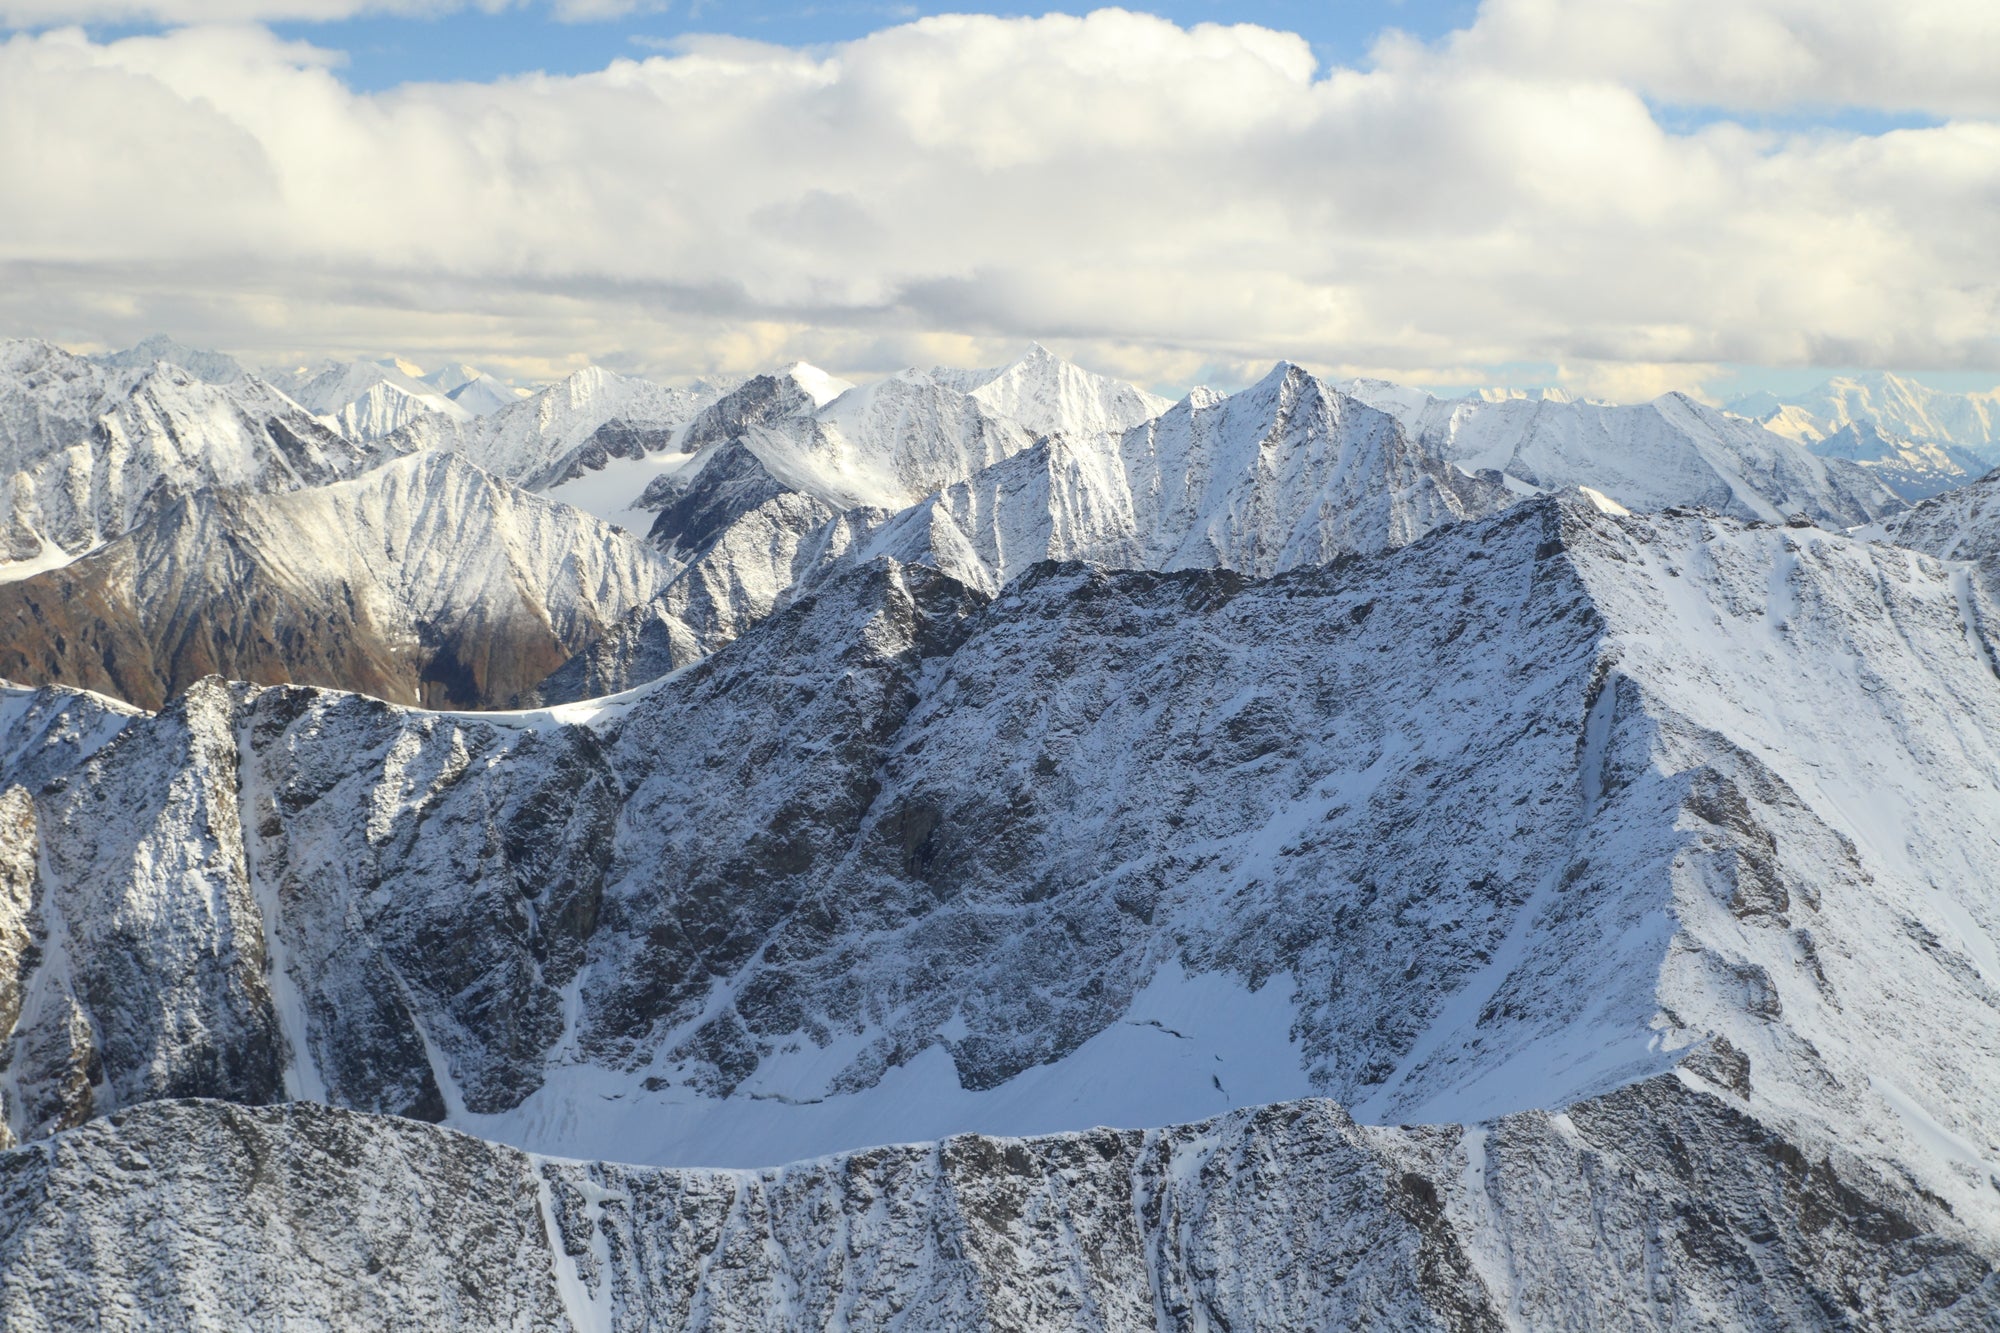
[0, 7, 1995, 395]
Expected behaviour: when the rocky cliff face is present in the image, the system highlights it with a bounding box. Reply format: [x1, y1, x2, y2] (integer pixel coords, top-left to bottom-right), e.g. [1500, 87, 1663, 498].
[0, 452, 674, 709]
[1, 501, 1995, 1232]
[0, 1073, 1990, 1330]
[3, 342, 1999, 1327]
[530, 351, 1170, 704]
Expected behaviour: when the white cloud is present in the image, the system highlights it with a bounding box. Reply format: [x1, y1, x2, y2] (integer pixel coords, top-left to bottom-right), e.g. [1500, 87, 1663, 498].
[1435, 0, 2000, 118]
[0, 7, 1995, 395]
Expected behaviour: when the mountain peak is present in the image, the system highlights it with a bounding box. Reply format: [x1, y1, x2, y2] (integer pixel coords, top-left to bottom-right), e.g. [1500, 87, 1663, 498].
[778, 361, 855, 407]
[91, 335, 245, 386]
[1248, 359, 1320, 399]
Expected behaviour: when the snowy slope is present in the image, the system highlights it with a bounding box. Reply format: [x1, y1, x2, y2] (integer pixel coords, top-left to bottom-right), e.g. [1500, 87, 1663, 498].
[3, 498, 2000, 1323]
[1733, 371, 2000, 462]
[644, 347, 1169, 541]
[1, 502, 1995, 1192]
[269, 358, 473, 440]
[851, 362, 1513, 596]
[0, 452, 675, 710]
[0, 343, 382, 570]
[933, 341, 1174, 438]
[1350, 381, 1901, 524]
[443, 372, 525, 416]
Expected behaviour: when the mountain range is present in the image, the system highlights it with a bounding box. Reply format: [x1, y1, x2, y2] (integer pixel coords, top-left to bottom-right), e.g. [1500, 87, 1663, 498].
[1, 335, 1997, 1328]
[0, 451, 673, 709]
[1728, 371, 2000, 500]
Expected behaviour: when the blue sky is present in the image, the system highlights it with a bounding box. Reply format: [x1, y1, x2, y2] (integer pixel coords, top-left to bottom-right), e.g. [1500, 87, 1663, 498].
[227, 4, 1481, 91]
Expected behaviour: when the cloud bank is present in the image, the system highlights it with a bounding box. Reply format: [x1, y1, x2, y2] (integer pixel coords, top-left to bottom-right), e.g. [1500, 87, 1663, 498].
[0, 5, 1995, 395]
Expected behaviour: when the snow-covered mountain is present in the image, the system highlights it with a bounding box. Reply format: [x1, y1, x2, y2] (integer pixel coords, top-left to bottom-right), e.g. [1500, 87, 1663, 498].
[1803, 419, 1985, 501]
[396, 363, 727, 500]
[853, 361, 1512, 595]
[531, 349, 1175, 697]
[642, 348, 1171, 549]
[268, 357, 474, 441]
[1, 496, 1997, 1325]
[929, 340, 1174, 438]
[443, 371, 525, 416]
[1349, 380, 1902, 524]
[0, 452, 674, 709]
[408, 360, 528, 415]
[1732, 371, 2000, 463]
[86, 334, 245, 387]
[0, 341, 381, 573]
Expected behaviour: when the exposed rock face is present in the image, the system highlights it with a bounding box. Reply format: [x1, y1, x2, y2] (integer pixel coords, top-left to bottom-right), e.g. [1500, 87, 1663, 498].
[535, 418, 684, 489]
[2, 493, 1999, 1325]
[0, 452, 675, 710]
[0, 683, 139, 792]
[0, 1078, 1992, 1331]
[0, 499, 1994, 1196]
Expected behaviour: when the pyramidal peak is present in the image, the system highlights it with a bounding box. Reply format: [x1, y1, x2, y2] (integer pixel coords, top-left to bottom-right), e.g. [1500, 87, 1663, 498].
[779, 360, 857, 407]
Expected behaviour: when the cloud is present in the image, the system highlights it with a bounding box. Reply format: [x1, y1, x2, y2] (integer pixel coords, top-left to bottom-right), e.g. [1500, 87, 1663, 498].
[0, 7, 1995, 395]
[1434, 0, 2000, 118]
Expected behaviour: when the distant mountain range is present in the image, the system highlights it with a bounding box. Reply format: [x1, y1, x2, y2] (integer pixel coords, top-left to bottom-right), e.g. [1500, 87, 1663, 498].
[3, 334, 1999, 1328]
[1728, 371, 2000, 500]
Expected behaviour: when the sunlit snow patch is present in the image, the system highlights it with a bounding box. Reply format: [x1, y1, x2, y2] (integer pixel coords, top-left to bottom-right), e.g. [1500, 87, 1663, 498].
[455, 962, 1312, 1169]
[1577, 484, 1631, 516]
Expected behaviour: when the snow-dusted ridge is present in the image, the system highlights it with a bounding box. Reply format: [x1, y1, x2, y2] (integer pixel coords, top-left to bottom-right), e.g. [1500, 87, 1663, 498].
[0, 340, 384, 569]
[2, 497, 1999, 1326]
[0, 451, 677, 710]
[5, 502, 1999, 1173]
[1348, 378, 1902, 524]
[8, 333, 2000, 1324]
[527, 346, 1181, 700]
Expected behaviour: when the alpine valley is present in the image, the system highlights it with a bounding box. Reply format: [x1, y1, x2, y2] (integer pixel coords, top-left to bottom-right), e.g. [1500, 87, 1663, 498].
[0, 335, 1996, 1330]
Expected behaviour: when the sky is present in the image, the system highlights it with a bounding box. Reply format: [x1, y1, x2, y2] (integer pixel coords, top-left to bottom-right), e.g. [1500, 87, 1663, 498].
[0, 0, 1995, 400]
